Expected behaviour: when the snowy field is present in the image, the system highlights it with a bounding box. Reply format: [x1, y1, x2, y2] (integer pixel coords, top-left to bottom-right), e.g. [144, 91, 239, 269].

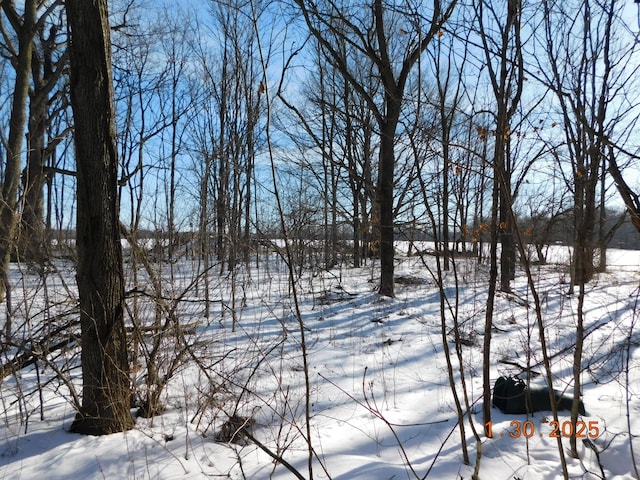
[1, 244, 639, 479]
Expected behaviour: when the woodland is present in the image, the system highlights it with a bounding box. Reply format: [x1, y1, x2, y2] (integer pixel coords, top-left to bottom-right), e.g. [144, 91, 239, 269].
[1, 0, 640, 478]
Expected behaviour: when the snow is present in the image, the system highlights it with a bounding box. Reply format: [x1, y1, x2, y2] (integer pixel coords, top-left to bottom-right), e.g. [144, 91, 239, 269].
[1, 245, 639, 479]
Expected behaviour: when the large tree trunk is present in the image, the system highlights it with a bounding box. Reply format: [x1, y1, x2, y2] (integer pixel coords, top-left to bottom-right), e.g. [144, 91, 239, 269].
[66, 0, 133, 435]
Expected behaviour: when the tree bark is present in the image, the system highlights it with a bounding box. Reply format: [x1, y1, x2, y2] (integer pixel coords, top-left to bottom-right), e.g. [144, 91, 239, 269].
[377, 108, 399, 297]
[66, 0, 133, 435]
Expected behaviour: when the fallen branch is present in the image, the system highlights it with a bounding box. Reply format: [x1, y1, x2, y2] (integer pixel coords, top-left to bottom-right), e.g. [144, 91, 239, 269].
[0, 334, 77, 380]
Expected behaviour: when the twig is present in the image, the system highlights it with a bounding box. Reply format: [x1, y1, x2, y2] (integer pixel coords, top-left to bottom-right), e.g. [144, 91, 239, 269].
[241, 429, 306, 480]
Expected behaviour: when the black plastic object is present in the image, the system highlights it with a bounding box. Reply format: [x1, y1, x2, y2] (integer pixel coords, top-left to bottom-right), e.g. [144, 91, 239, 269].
[492, 376, 586, 415]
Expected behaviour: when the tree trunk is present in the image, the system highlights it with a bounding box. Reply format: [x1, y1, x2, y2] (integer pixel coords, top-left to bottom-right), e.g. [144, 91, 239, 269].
[571, 152, 598, 289]
[66, 0, 133, 435]
[476, 0, 523, 294]
[608, 149, 640, 235]
[377, 115, 397, 297]
[483, 154, 500, 435]
[22, 103, 47, 265]
[499, 173, 516, 291]
[0, 0, 36, 305]
[22, 18, 67, 266]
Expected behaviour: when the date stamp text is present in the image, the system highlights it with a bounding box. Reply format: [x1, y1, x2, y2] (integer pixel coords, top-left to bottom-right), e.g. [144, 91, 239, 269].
[486, 420, 600, 439]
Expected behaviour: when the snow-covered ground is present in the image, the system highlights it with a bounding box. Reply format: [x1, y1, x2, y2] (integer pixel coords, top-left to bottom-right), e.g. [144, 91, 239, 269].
[1, 245, 639, 479]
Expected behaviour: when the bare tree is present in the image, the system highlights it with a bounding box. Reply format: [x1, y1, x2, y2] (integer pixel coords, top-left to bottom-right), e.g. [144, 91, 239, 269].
[294, 0, 457, 297]
[537, 0, 640, 458]
[194, 0, 263, 273]
[537, 0, 639, 288]
[280, 36, 378, 269]
[472, 0, 525, 436]
[21, 2, 69, 266]
[66, 0, 133, 435]
[0, 0, 37, 310]
[426, 23, 466, 270]
[473, 0, 525, 295]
